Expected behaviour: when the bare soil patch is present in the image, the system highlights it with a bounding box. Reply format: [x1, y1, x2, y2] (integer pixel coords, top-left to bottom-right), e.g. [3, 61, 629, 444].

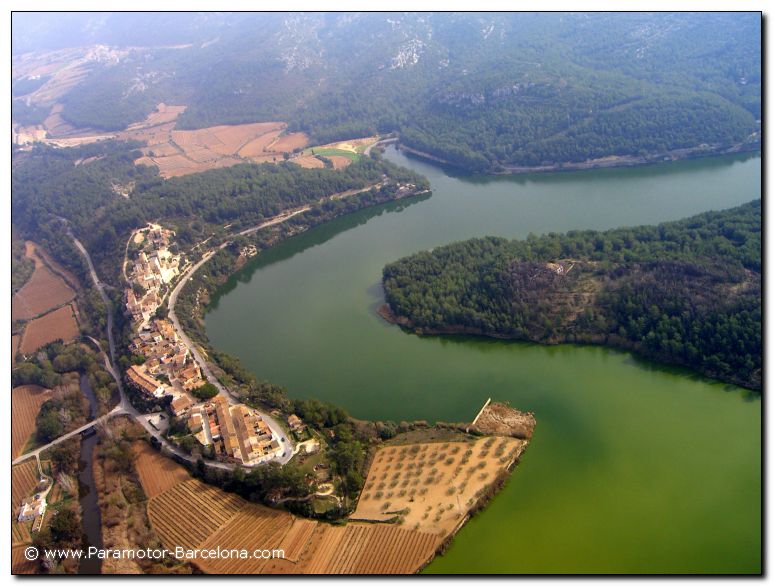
[267, 132, 309, 153]
[292, 155, 326, 169]
[126, 103, 187, 130]
[19, 304, 80, 355]
[327, 155, 352, 169]
[12, 242, 76, 322]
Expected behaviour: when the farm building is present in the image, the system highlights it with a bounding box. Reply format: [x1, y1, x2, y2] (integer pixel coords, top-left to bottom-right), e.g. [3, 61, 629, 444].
[17, 493, 46, 523]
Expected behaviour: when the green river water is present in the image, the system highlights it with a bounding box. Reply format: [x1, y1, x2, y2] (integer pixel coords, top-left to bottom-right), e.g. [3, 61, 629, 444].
[205, 148, 761, 574]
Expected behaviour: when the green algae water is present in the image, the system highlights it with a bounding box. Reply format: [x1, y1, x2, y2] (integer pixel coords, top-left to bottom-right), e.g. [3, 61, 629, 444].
[206, 149, 761, 573]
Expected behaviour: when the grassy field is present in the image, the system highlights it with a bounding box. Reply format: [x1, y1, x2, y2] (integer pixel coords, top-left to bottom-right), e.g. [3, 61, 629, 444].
[306, 148, 361, 161]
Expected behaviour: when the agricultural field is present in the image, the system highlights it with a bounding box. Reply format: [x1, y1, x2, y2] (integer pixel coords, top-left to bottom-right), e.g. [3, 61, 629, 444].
[132, 442, 191, 499]
[132, 120, 309, 178]
[11, 458, 39, 574]
[138, 445, 443, 574]
[292, 155, 326, 169]
[297, 523, 438, 574]
[303, 136, 379, 169]
[11, 543, 38, 574]
[12, 385, 53, 458]
[12, 459, 40, 524]
[19, 303, 80, 355]
[12, 242, 76, 321]
[126, 103, 187, 130]
[148, 479, 246, 552]
[352, 437, 527, 535]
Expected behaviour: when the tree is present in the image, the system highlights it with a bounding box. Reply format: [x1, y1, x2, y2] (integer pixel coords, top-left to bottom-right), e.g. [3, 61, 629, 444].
[192, 382, 219, 401]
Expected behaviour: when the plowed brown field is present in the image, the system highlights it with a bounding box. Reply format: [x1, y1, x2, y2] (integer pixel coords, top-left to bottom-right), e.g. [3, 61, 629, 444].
[278, 518, 318, 562]
[327, 155, 352, 169]
[19, 304, 80, 355]
[292, 155, 325, 169]
[128, 120, 315, 178]
[11, 543, 38, 574]
[12, 242, 76, 322]
[140, 449, 447, 574]
[12, 385, 52, 458]
[267, 132, 308, 153]
[133, 442, 190, 499]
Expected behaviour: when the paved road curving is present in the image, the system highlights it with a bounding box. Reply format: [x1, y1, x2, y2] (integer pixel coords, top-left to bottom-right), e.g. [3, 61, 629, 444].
[66, 227, 282, 470]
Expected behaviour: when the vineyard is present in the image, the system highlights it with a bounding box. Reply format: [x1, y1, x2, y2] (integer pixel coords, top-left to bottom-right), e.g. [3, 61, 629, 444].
[147, 479, 244, 551]
[132, 442, 190, 498]
[12, 384, 52, 458]
[298, 523, 438, 574]
[141, 451, 442, 574]
[195, 504, 293, 573]
[12, 459, 39, 523]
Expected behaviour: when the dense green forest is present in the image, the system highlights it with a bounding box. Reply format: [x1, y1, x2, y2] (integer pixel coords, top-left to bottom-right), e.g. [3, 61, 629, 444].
[13, 12, 761, 172]
[11, 140, 427, 282]
[382, 201, 761, 390]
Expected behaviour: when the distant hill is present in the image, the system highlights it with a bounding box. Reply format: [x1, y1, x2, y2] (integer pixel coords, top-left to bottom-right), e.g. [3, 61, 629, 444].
[382, 200, 762, 390]
[13, 12, 761, 172]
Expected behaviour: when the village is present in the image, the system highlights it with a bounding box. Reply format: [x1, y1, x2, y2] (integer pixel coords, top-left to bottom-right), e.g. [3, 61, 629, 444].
[123, 223, 286, 466]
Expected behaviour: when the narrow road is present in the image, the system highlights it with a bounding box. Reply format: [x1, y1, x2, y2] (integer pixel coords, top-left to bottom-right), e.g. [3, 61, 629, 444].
[12, 406, 125, 466]
[167, 250, 295, 465]
[164, 182, 387, 464]
[67, 227, 266, 470]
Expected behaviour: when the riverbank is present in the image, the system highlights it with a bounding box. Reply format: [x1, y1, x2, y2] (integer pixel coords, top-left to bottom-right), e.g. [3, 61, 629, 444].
[203, 148, 760, 573]
[377, 303, 760, 392]
[397, 140, 761, 176]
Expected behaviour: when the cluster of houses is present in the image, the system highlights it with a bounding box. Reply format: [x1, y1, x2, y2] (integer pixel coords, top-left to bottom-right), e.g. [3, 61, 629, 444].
[127, 317, 205, 416]
[125, 224, 181, 326]
[123, 223, 283, 466]
[188, 396, 281, 464]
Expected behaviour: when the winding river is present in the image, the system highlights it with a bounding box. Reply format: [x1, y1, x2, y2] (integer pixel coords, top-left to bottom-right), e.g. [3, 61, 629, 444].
[205, 148, 761, 574]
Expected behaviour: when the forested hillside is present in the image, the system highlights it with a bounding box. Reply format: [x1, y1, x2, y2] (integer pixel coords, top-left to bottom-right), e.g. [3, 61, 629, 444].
[13, 12, 761, 172]
[382, 201, 761, 389]
[11, 141, 428, 282]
